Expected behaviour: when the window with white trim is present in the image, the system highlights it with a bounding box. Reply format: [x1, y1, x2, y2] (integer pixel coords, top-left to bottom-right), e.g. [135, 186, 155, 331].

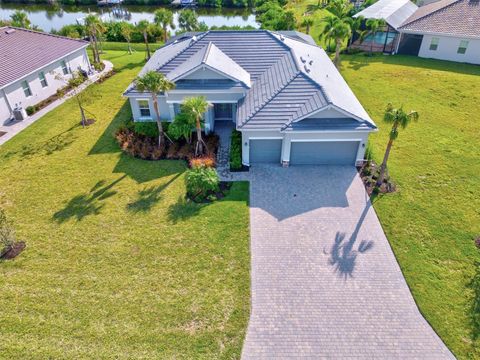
[39, 71, 48, 87]
[61, 60, 69, 75]
[21, 80, 32, 97]
[138, 100, 151, 117]
[429, 37, 439, 51]
[457, 40, 469, 54]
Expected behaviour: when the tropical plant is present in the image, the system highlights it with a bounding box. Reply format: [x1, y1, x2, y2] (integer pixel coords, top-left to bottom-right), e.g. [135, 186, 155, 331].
[137, 20, 155, 60]
[178, 9, 199, 32]
[365, 18, 386, 55]
[347, 15, 364, 49]
[306, 0, 328, 13]
[320, 15, 352, 67]
[185, 167, 220, 201]
[10, 10, 31, 29]
[84, 15, 105, 64]
[256, 0, 296, 30]
[154, 8, 175, 43]
[301, 17, 314, 35]
[376, 103, 419, 188]
[135, 71, 176, 147]
[168, 112, 194, 144]
[120, 22, 134, 54]
[181, 97, 209, 156]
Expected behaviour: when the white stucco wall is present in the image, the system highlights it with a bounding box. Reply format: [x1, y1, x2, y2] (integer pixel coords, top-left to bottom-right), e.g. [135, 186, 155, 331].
[418, 34, 480, 65]
[0, 91, 11, 125]
[0, 47, 90, 124]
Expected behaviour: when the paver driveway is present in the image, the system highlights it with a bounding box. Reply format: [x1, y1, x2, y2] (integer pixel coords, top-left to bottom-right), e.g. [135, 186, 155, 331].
[242, 165, 454, 359]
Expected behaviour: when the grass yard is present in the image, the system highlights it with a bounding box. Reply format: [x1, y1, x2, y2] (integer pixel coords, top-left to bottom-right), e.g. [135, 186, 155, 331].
[0, 50, 250, 359]
[340, 54, 480, 358]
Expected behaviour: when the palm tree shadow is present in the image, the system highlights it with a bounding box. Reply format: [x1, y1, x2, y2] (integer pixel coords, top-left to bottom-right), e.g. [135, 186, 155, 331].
[328, 203, 375, 279]
[167, 196, 205, 224]
[53, 175, 126, 223]
[127, 173, 182, 213]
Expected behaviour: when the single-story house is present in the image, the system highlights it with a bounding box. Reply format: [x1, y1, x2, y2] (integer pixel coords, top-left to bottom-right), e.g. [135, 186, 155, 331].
[353, 0, 418, 53]
[356, 0, 480, 64]
[0, 26, 91, 124]
[397, 0, 480, 64]
[124, 30, 377, 167]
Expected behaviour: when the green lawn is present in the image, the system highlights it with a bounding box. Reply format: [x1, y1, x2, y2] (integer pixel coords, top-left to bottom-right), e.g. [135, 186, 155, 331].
[0, 50, 250, 359]
[340, 54, 480, 358]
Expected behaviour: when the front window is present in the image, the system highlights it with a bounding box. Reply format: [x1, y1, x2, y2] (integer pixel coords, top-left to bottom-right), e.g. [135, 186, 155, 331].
[61, 60, 69, 75]
[138, 100, 151, 117]
[429, 37, 439, 51]
[457, 40, 469, 54]
[39, 71, 48, 87]
[21, 81, 32, 97]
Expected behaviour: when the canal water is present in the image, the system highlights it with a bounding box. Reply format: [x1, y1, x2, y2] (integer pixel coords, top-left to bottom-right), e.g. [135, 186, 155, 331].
[0, 3, 258, 32]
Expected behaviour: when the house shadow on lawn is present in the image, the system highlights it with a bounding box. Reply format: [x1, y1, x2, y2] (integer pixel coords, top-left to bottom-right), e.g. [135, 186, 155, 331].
[53, 175, 126, 223]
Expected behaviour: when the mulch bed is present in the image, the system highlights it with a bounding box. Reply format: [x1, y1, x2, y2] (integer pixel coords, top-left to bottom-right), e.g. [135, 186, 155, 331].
[188, 181, 232, 203]
[358, 161, 396, 196]
[1, 241, 26, 260]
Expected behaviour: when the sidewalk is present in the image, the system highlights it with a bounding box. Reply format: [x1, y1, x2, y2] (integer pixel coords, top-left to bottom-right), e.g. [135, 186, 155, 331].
[0, 60, 113, 147]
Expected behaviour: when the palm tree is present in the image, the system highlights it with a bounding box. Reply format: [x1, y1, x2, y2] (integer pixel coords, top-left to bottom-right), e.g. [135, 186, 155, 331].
[301, 16, 314, 35]
[154, 8, 175, 43]
[10, 11, 31, 29]
[181, 97, 209, 156]
[178, 9, 199, 32]
[120, 22, 133, 54]
[84, 15, 104, 64]
[365, 18, 386, 55]
[320, 15, 351, 67]
[135, 71, 176, 147]
[347, 15, 363, 49]
[137, 20, 153, 60]
[376, 103, 419, 188]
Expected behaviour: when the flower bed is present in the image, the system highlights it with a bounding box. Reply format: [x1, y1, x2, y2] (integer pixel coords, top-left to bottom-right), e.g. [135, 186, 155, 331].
[358, 160, 396, 196]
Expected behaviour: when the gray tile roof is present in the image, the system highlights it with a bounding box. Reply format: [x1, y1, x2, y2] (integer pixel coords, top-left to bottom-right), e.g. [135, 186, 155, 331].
[399, 0, 480, 38]
[354, 0, 418, 30]
[0, 26, 88, 89]
[126, 30, 375, 131]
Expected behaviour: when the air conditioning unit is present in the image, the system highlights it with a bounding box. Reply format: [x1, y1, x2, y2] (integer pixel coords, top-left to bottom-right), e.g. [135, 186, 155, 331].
[12, 107, 27, 121]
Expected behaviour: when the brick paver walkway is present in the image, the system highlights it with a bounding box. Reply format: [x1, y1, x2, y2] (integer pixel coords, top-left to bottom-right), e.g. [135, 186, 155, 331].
[242, 165, 454, 359]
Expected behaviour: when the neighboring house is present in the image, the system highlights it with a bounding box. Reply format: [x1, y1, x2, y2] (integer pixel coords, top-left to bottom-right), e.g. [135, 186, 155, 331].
[353, 0, 418, 53]
[397, 0, 480, 64]
[0, 26, 91, 124]
[124, 30, 377, 167]
[356, 0, 480, 64]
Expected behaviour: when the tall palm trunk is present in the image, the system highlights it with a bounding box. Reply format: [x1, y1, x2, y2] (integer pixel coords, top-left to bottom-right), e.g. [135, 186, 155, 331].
[92, 29, 100, 63]
[127, 39, 132, 54]
[376, 123, 398, 187]
[151, 95, 164, 147]
[163, 25, 168, 42]
[306, 23, 310, 34]
[143, 31, 151, 60]
[195, 116, 204, 156]
[334, 38, 342, 68]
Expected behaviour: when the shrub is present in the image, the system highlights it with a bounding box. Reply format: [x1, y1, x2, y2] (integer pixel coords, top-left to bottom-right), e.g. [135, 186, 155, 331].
[364, 142, 374, 162]
[189, 155, 216, 169]
[229, 130, 242, 170]
[185, 167, 219, 201]
[26, 106, 36, 116]
[0, 209, 16, 256]
[134, 122, 159, 138]
[92, 61, 106, 72]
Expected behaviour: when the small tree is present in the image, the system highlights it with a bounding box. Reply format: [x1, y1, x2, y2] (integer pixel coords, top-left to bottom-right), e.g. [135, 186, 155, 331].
[84, 15, 105, 64]
[10, 10, 31, 29]
[178, 9, 199, 32]
[181, 97, 209, 156]
[135, 71, 176, 147]
[137, 20, 154, 60]
[302, 17, 314, 35]
[154, 8, 175, 43]
[0, 209, 16, 257]
[365, 18, 386, 56]
[168, 112, 194, 144]
[376, 103, 419, 188]
[55, 71, 90, 127]
[120, 22, 134, 55]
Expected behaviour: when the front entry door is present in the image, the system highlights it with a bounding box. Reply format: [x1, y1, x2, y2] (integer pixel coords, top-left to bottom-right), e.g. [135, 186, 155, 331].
[214, 103, 233, 120]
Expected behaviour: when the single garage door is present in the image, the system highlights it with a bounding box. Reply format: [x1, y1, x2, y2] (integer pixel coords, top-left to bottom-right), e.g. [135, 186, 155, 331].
[290, 141, 359, 165]
[250, 139, 282, 164]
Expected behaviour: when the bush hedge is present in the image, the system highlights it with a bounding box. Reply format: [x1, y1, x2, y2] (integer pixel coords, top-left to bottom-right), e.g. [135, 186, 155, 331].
[229, 129, 242, 170]
[185, 167, 220, 201]
[134, 122, 160, 138]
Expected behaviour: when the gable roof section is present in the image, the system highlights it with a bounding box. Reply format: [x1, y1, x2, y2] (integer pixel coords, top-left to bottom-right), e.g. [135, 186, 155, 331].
[354, 0, 418, 30]
[166, 42, 251, 87]
[125, 30, 376, 131]
[0, 26, 88, 89]
[399, 0, 480, 38]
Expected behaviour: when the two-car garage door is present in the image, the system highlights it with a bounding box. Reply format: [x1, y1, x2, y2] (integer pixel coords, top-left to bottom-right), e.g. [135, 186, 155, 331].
[249, 139, 359, 165]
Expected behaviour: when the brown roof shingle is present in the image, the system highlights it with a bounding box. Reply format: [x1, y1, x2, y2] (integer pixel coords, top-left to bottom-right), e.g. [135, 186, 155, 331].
[399, 0, 480, 38]
[0, 26, 88, 89]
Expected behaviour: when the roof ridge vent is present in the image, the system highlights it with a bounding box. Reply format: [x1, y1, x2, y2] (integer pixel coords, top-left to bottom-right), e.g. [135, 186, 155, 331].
[5, 29, 15, 34]
[300, 56, 306, 63]
[280, 34, 285, 41]
[304, 64, 310, 73]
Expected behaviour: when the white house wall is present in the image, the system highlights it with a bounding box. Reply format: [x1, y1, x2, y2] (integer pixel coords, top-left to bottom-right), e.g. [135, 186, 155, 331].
[0, 92, 11, 125]
[418, 34, 480, 65]
[0, 48, 90, 124]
